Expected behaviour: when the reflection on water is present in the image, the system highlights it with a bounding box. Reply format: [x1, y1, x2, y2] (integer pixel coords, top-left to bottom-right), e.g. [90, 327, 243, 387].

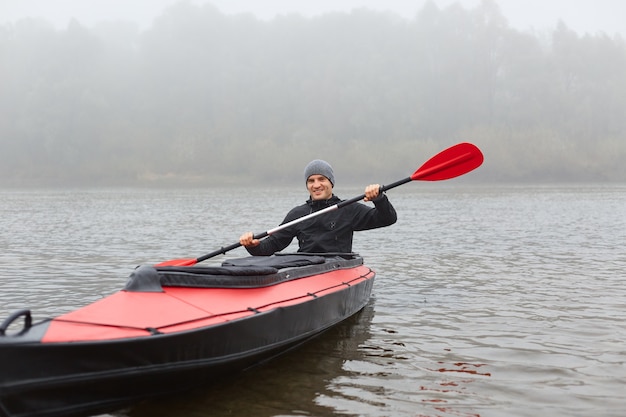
[1, 185, 626, 417]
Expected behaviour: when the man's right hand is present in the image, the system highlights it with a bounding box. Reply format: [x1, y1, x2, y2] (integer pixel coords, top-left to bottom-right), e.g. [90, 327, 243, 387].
[239, 232, 260, 247]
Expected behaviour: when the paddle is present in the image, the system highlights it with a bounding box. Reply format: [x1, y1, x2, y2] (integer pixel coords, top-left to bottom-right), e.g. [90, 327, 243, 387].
[156, 142, 483, 266]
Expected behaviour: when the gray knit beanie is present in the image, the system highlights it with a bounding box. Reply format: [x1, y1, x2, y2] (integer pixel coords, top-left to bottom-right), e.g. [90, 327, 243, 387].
[304, 159, 335, 186]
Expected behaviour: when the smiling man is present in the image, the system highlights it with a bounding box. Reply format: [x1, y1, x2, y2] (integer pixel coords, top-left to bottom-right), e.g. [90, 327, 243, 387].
[239, 159, 397, 255]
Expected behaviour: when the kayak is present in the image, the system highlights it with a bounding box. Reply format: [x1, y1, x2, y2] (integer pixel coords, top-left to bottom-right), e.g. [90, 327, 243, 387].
[0, 253, 374, 417]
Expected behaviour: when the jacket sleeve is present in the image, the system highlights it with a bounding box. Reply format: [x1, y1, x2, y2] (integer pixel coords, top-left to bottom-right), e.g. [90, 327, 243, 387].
[244, 209, 301, 256]
[351, 193, 397, 231]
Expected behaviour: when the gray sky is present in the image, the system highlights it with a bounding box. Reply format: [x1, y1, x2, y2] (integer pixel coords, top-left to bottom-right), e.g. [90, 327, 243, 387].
[1, 0, 624, 36]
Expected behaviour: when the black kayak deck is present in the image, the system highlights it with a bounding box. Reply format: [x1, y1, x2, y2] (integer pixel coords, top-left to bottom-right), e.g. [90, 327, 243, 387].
[125, 253, 362, 291]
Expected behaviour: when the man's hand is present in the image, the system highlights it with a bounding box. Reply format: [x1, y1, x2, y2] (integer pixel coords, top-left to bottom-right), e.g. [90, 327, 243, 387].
[239, 231, 260, 247]
[363, 184, 381, 202]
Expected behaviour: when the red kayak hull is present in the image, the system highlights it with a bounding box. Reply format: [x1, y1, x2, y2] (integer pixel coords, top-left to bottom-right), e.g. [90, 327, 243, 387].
[0, 254, 374, 417]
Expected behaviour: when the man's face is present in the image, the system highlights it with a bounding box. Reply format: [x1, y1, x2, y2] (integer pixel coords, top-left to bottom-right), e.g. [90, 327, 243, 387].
[306, 174, 333, 200]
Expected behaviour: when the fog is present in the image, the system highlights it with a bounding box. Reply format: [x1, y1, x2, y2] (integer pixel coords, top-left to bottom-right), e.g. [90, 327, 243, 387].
[4, 0, 626, 36]
[1, 0, 625, 186]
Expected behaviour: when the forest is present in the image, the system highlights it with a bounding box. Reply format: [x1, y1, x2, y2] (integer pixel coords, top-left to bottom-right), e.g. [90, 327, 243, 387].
[1, 0, 625, 186]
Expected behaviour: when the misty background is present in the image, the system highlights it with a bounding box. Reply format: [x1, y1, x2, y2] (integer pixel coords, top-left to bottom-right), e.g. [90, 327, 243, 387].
[1, 0, 625, 187]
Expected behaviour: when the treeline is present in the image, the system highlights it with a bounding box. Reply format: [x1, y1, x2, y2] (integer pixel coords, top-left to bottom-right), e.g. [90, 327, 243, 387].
[1, 0, 625, 186]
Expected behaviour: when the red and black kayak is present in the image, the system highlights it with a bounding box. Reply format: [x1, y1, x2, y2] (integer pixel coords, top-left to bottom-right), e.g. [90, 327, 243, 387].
[0, 253, 374, 417]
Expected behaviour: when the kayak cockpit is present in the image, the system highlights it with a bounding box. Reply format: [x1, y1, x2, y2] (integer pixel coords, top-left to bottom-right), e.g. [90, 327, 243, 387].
[125, 253, 363, 292]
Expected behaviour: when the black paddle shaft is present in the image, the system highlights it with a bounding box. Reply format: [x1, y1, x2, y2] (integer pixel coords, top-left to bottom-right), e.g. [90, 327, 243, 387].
[337, 176, 412, 208]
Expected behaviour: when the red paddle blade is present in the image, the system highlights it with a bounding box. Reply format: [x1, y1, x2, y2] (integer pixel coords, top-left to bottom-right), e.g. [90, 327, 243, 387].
[155, 258, 198, 267]
[411, 142, 483, 181]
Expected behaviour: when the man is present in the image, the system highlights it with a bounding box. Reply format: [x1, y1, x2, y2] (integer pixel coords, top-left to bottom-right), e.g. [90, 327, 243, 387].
[239, 159, 397, 255]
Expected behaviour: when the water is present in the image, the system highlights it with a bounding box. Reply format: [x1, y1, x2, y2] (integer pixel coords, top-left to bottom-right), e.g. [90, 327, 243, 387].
[1, 184, 625, 417]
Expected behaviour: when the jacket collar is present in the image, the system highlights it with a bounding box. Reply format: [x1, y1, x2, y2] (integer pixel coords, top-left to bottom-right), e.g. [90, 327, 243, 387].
[306, 194, 340, 209]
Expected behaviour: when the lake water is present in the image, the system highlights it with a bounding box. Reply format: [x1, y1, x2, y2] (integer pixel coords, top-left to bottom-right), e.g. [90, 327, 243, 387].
[1, 184, 625, 417]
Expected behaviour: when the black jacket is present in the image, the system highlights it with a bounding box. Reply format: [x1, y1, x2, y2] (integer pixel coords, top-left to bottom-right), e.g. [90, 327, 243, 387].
[246, 193, 397, 255]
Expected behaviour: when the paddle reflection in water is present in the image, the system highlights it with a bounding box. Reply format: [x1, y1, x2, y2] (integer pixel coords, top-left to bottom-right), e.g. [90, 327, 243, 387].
[315, 306, 491, 417]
